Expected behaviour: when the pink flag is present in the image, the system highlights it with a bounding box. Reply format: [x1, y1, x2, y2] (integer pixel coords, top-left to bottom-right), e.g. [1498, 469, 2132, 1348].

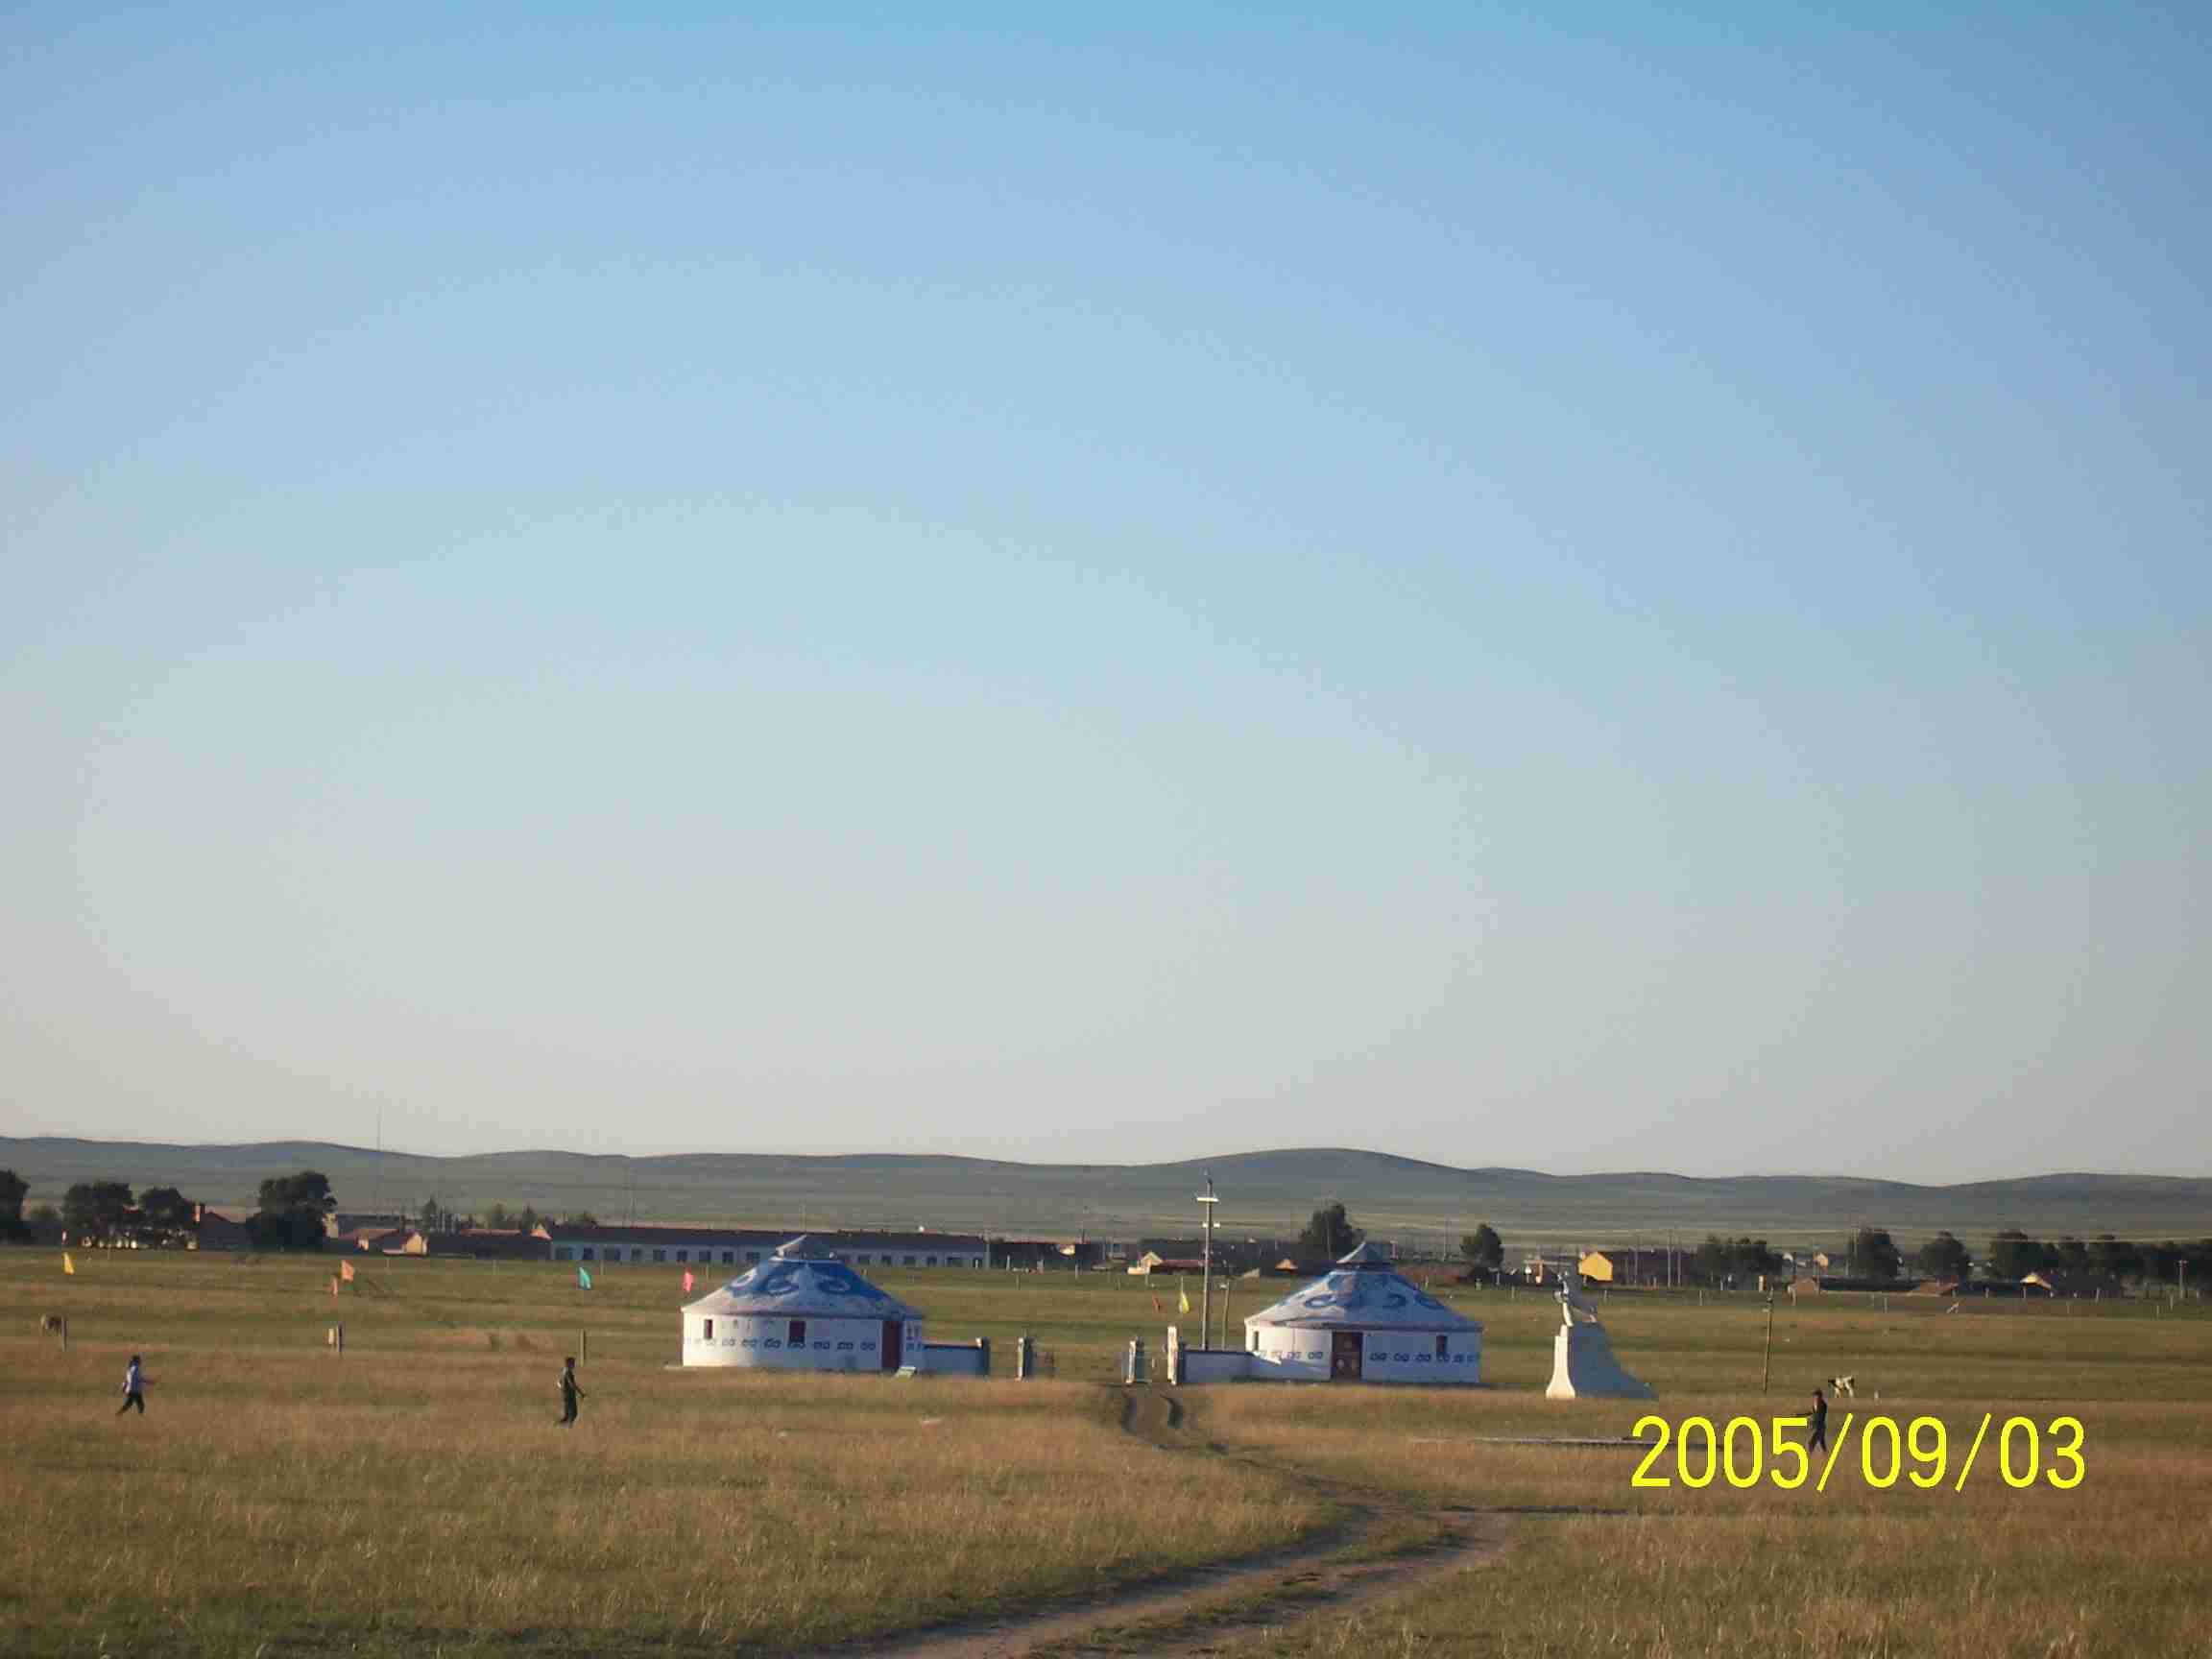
[682, 1269, 695, 1293]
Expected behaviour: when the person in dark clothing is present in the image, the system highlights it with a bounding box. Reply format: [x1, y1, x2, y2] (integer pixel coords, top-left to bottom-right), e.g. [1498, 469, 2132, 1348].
[1809, 1386, 1829, 1453]
[558, 1357, 585, 1426]
[117, 1355, 146, 1416]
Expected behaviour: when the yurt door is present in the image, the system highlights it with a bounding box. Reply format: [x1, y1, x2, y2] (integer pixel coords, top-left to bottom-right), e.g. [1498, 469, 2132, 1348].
[1330, 1331, 1362, 1381]
[881, 1320, 903, 1371]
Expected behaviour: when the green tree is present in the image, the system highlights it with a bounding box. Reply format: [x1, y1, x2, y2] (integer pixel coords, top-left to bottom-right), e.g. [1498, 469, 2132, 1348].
[1913, 1231, 1971, 1280]
[252, 1170, 334, 1251]
[1298, 1202, 1362, 1260]
[62, 1180, 135, 1239]
[2055, 1236, 2090, 1275]
[1847, 1227, 1903, 1280]
[135, 1186, 196, 1240]
[1694, 1235, 1782, 1283]
[566, 1210, 598, 1227]
[0, 1168, 29, 1241]
[484, 1201, 511, 1229]
[27, 1203, 60, 1228]
[1459, 1222, 1504, 1276]
[516, 1204, 540, 1234]
[1986, 1229, 2050, 1280]
[2087, 1234, 2142, 1282]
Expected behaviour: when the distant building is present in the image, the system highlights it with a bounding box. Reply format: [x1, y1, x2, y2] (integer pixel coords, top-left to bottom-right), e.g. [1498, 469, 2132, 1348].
[989, 1238, 1103, 1269]
[1576, 1248, 1681, 1286]
[401, 1229, 545, 1260]
[538, 1222, 986, 1270]
[190, 1206, 252, 1251]
[1127, 1252, 1207, 1275]
[326, 1211, 411, 1238]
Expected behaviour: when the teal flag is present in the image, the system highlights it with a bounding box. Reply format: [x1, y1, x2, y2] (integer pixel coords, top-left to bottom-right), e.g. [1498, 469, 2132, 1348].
[577, 1266, 592, 1289]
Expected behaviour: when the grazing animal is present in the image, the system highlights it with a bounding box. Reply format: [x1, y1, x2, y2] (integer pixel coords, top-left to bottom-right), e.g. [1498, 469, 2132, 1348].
[39, 1314, 63, 1334]
[1827, 1374, 1856, 1398]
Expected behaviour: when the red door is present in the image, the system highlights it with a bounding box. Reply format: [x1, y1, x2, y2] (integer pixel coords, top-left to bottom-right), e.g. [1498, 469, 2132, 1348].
[1330, 1331, 1362, 1381]
[881, 1320, 903, 1371]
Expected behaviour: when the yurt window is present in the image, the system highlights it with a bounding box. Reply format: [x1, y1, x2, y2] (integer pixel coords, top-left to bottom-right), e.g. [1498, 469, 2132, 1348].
[788, 1320, 806, 1346]
[721, 1251, 734, 1263]
[1248, 1331, 1260, 1350]
[675, 1250, 688, 1262]
[702, 1319, 713, 1339]
[745, 1251, 761, 1263]
[1434, 1335, 1449, 1359]
[926, 1256, 938, 1267]
[579, 1247, 594, 1261]
[554, 1247, 572, 1261]
[903, 1255, 917, 1266]
[653, 1249, 667, 1262]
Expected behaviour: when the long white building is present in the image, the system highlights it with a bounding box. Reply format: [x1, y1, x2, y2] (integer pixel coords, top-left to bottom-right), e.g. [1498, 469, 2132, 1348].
[539, 1222, 986, 1270]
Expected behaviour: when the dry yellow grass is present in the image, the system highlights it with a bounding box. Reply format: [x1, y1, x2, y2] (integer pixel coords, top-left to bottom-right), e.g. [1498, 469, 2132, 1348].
[1182, 1297, 2212, 1659]
[9, 1250, 2207, 1655]
[0, 1251, 1324, 1655]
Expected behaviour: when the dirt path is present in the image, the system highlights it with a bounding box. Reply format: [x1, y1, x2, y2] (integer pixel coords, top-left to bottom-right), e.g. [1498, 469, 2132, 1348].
[845, 1387, 1507, 1659]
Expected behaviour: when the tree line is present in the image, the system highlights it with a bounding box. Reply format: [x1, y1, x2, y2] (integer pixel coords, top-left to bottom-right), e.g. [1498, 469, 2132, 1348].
[0, 1166, 600, 1251]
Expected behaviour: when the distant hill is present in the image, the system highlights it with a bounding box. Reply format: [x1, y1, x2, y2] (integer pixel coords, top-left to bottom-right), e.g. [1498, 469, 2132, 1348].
[3, 1137, 2205, 1250]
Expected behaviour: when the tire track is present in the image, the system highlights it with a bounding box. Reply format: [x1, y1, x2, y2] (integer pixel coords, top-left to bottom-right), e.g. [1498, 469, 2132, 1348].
[844, 1387, 1506, 1659]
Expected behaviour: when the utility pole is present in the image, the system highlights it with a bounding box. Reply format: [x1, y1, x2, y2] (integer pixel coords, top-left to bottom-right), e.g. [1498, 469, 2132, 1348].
[1761, 1296, 1774, 1394]
[1196, 1173, 1219, 1352]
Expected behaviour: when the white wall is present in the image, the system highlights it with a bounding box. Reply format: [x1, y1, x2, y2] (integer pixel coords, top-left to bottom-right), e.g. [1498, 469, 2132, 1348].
[919, 1341, 989, 1377]
[1245, 1324, 1482, 1384]
[681, 1313, 923, 1371]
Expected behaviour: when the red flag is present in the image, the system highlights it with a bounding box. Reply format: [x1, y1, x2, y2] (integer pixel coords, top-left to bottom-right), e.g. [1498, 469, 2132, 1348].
[682, 1269, 695, 1293]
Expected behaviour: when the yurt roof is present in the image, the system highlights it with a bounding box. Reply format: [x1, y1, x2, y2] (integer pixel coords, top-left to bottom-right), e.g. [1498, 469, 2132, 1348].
[682, 1235, 924, 1320]
[1244, 1243, 1481, 1333]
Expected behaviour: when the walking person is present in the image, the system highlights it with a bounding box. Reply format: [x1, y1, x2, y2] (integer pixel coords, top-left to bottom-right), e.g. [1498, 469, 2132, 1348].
[1808, 1385, 1828, 1454]
[558, 1356, 585, 1427]
[116, 1354, 147, 1416]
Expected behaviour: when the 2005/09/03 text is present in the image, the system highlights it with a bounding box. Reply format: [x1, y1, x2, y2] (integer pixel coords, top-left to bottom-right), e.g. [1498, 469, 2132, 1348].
[1629, 1413, 2084, 1493]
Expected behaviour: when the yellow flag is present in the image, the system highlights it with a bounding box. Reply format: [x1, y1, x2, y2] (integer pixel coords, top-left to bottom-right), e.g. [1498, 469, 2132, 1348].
[62, 1253, 75, 1275]
[1177, 1281, 1190, 1315]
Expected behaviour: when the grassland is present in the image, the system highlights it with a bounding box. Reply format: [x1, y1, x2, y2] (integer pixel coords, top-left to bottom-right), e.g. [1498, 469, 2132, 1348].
[1183, 1286, 2212, 1658]
[0, 1250, 1324, 1655]
[4, 1248, 2207, 1656]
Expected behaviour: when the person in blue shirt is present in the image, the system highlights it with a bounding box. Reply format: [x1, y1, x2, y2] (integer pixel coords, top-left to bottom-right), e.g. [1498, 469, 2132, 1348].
[116, 1355, 147, 1416]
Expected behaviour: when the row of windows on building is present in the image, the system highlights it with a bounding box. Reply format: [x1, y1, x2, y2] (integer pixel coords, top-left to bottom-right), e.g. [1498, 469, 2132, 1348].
[1251, 1333, 1464, 1360]
[695, 1318, 875, 1346]
[550, 1244, 981, 1268]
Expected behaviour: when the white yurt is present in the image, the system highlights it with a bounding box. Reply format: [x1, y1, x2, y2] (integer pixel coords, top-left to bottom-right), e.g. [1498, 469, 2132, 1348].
[1243, 1241, 1483, 1383]
[681, 1236, 926, 1371]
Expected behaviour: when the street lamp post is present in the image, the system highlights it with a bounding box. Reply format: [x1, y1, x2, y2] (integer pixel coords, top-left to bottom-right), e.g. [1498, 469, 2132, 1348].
[1197, 1174, 1219, 1351]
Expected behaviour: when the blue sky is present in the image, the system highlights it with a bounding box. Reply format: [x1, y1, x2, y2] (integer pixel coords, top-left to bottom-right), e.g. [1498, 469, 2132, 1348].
[4, 4, 2206, 1178]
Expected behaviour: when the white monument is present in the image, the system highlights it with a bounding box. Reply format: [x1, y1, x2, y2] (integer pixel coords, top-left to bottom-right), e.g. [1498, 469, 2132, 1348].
[1544, 1266, 1655, 1400]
